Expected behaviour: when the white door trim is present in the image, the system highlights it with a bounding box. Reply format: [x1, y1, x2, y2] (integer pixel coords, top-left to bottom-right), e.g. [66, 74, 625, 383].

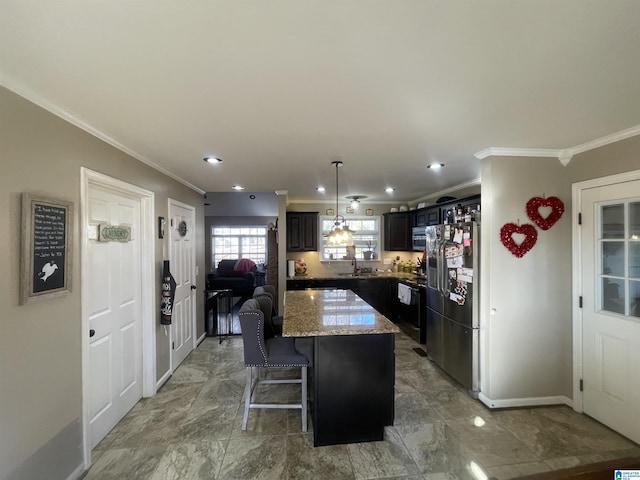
[168, 198, 198, 362]
[80, 168, 155, 470]
[572, 168, 640, 413]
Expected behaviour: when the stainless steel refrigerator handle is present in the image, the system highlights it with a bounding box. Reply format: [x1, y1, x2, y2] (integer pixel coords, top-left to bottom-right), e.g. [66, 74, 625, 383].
[438, 244, 446, 296]
[441, 243, 449, 297]
[436, 245, 440, 292]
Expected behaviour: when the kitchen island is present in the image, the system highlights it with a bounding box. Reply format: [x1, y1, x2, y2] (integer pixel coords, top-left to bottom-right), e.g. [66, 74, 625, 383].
[287, 272, 426, 344]
[283, 289, 400, 446]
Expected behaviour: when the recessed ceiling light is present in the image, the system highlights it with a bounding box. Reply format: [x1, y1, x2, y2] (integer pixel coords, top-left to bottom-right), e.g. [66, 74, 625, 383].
[385, 187, 395, 193]
[203, 156, 222, 164]
[427, 163, 445, 169]
[317, 186, 326, 193]
[232, 185, 245, 190]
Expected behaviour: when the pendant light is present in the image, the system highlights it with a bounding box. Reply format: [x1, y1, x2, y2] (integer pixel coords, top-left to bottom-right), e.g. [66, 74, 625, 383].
[326, 161, 354, 246]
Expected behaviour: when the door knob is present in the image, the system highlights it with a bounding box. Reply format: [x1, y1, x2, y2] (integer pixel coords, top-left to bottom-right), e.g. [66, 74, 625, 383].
[89, 329, 95, 337]
[191, 285, 197, 290]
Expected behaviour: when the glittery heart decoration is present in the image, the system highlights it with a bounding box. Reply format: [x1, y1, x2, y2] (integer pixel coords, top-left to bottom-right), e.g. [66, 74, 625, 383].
[526, 196, 564, 231]
[500, 223, 538, 258]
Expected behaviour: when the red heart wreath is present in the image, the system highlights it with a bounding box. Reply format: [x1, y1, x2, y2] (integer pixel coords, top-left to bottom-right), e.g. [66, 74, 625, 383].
[500, 223, 538, 258]
[526, 196, 565, 231]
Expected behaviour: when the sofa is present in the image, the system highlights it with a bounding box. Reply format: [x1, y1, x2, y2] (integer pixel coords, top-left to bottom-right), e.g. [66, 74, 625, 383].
[207, 259, 256, 299]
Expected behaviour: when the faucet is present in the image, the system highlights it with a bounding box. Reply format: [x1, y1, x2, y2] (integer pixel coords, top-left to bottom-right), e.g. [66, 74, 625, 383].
[352, 255, 360, 275]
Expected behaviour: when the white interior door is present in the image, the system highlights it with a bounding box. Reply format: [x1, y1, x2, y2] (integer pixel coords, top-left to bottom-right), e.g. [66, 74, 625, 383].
[581, 179, 640, 444]
[169, 200, 196, 370]
[87, 184, 142, 448]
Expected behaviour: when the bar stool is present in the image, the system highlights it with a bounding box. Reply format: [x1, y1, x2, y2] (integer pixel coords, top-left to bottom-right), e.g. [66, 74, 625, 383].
[238, 299, 308, 432]
[253, 286, 282, 335]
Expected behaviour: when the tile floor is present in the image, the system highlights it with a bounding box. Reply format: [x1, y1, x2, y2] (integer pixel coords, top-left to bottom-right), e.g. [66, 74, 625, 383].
[87, 331, 640, 480]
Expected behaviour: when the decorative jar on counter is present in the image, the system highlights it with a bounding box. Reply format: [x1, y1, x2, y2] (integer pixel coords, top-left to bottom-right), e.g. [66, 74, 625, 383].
[294, 260, 307, 275]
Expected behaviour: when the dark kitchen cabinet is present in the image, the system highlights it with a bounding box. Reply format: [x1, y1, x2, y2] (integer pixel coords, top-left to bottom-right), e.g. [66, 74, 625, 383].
[435, 194, 481, 224]
[286, 212, 318, 251]
[383, 212, 412, 251]
[414, 207, 440, 227]
[353, 277, 393, 317]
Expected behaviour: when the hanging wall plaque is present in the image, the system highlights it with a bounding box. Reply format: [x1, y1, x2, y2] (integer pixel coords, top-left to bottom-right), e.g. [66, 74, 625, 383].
[20, 193, 73, 304]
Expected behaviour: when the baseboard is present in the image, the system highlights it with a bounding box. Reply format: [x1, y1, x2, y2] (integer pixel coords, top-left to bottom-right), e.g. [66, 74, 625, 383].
[155, 368, 172, 391]
[196, 332, 207, 346]
[516, 456, 640, 479]
[66, 463, 85, 480]
[478, 392, 573, 409]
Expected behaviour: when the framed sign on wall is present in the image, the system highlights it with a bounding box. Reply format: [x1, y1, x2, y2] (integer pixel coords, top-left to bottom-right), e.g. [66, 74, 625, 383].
[20, 193, 73, 304]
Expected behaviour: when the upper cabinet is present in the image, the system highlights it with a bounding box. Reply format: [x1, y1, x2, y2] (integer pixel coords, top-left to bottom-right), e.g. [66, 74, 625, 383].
[385, 194, 481, 250]
[383, 212, 412, 251]
[414, 194, 481, 227]
[286, 212, 318, 251]
[414, 207, 440, 227]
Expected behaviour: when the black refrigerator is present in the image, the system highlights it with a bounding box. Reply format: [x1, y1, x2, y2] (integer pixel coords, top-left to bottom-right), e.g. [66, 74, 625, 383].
[425, 222, 480, 396]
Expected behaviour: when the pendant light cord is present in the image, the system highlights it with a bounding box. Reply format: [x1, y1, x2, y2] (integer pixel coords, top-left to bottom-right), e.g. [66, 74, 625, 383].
[332, 160, 342, 223]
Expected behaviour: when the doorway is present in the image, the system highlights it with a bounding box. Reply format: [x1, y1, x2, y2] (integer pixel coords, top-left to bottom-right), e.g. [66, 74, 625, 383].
[81, 168, 155, 467]
[168, 199, 197, 370]
[573, 170, 640, 444]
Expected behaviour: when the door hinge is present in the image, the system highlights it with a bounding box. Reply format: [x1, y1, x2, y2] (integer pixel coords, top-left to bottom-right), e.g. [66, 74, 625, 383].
[579, 296, 583, 308]
[172, 341, 175, 350]
[580, 379, 583, 392]
[170, 219, 174, 227]
[578, 213, 582, 225]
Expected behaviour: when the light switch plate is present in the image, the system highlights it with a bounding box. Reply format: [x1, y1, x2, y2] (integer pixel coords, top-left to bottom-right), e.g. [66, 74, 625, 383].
[87, 225, 98, 240]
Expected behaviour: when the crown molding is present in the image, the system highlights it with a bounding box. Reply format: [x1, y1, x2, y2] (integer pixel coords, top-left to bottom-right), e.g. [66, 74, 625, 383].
[474, 124, 640, 167]
[474, 147, 562, 160]
[563, 124, 640, 158]
[411, 178, 481, 205]
[0, 74, 205, 195]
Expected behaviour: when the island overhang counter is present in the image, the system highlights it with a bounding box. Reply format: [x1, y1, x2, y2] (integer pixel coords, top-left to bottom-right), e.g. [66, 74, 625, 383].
[283, 288, 400, 447]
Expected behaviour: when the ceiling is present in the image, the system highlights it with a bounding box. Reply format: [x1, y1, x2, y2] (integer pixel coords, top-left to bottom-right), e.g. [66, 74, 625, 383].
[2, 1, 640, 204]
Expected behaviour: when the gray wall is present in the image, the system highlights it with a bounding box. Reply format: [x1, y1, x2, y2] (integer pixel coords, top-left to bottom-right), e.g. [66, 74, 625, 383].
[0, 86, 205, 480]
[480, 135, 640, 405]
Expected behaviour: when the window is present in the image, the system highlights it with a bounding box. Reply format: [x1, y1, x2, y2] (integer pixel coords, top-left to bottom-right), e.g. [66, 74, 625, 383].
[319, 215, 380, 261]
[599, 201, 640, 317]
[211, 226, 267, 270]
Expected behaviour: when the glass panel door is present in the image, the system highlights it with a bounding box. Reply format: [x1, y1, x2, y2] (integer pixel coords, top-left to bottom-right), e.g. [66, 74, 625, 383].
[599, 201, 640, 317]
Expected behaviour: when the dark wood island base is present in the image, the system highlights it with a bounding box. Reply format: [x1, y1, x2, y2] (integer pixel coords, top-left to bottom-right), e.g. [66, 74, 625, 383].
[283, 289, 399, 447]
[313, 333, 395, 446]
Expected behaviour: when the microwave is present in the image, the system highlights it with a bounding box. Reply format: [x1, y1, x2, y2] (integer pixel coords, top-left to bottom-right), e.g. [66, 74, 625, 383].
[412, 226, 427, 252]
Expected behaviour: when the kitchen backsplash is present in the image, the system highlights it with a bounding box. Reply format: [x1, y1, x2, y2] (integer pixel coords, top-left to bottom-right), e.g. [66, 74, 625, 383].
[286, 251, 418, 276]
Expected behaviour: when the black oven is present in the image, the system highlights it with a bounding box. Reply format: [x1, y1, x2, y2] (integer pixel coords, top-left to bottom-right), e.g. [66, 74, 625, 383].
[396, 279, 426, 344]
[412, 226, 426, 252]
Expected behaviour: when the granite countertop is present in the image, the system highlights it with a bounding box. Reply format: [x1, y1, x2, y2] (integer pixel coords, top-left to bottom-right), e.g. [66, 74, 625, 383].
[287, 272, 419, 280]
[287, 271, 426, 288]
[282, 289, 400, 337]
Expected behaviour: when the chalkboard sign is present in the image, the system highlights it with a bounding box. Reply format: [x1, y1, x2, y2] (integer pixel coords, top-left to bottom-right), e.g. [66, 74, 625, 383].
[21, 194, 73, 304]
